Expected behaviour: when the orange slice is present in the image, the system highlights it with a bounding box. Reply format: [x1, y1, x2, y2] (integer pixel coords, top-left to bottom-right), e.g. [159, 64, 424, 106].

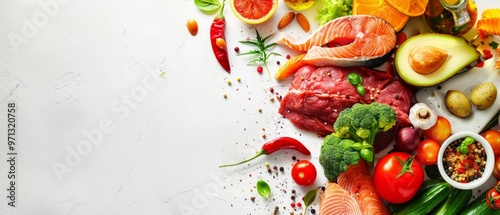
[229, 0, 278, 25]
[384, 0, 429, 17]
[353, 0, 409, 32]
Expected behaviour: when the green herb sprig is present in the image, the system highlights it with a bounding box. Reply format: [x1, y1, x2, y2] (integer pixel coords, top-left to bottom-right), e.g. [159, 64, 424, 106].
[256, 180, 271, 200]
[238, 29, 281, 79]
[459, 136, 475, 154]
[194, 0, 221, 13]
[347, 73, 365, 96]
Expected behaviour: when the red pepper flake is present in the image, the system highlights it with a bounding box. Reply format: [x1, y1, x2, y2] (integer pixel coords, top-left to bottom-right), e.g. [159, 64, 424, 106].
[484, 49, 492, 58]
[234, 47, 240, 53]
[286, 55, 291, 59]
[270, 87, 274, 93]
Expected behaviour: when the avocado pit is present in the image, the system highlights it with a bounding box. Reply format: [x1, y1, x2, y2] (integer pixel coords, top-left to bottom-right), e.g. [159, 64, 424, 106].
[408, 45, 448, 74]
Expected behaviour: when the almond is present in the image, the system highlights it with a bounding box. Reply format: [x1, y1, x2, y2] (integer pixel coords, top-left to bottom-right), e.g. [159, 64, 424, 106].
[277, 12, 295, 30]
[296, 13, 310, 32]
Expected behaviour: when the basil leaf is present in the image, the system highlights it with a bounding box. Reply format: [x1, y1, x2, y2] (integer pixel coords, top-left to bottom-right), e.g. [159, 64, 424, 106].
[459, 144, 469, 154]
[462, 136, 474, 145]
[303, 189, 318, 215]
[357, 85, 366, 96]
[360, 148, 373, 162]
[350, 143, 363, 150]
[256, 180, 271, 200]
[347, 73, 362, 85]
[194, 0, 221, 13]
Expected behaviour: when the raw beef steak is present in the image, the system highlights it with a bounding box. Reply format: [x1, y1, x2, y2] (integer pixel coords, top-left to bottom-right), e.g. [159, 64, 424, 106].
[279, 65, 412, 136]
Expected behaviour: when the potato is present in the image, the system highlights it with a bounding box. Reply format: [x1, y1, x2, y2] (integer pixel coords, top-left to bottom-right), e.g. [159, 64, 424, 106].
[445, 90, 472, 118]
[471, 82, 497, 110]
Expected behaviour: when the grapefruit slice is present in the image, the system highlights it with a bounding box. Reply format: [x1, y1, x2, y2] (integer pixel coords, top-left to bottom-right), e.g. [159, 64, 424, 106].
[353, 0, 409, 32]
[229, 0, 278, 25]
[384, 0, 429, 17]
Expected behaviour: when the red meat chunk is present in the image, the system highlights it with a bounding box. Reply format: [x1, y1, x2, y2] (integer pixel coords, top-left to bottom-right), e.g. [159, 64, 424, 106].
[279, 65, 412, 136]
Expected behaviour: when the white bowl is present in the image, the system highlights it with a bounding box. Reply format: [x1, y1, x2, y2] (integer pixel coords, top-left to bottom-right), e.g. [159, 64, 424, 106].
[437, 131, 494, 190]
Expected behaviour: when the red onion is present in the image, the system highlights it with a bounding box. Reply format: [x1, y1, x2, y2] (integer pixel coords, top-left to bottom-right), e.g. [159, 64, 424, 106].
[374, 126, 396, 152]
[396, 126, 422, 152]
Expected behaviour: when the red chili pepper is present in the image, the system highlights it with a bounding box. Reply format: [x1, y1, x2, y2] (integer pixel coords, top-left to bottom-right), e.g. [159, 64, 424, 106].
[487, 187, 500, 210]
[210, 0, 230, 73]
[219, 137, 311, 168]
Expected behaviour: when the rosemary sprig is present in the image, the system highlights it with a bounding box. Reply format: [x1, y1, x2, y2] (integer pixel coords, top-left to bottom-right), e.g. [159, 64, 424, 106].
[238, 29, 281, 79]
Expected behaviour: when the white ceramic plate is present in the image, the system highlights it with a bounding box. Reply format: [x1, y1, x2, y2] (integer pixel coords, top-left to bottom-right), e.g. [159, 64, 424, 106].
[415, 39, 500, 134]
[416, 1, 500, 133]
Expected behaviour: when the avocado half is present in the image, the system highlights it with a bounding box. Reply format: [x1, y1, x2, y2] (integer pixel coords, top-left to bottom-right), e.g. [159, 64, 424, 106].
[395, 34, 479, 87]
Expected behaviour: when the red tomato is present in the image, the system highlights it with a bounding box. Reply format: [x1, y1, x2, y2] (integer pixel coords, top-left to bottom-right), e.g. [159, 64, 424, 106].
[482, 130, 500, 155]
[415, 139, 441, 165]
[374, 152, 425, 204]
[493, 156, 500, 180]
[291, 160, 317, 186]
[487, 187, 500, 210]
[423, 116, 451, 142]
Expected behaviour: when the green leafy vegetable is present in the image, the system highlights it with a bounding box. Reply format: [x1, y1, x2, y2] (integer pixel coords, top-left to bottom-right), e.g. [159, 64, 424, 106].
[238, 29, 281, 79]
[194, 0, 221, 13]
[319, 103, 397, 181]
[459, 136, 475, 154]
[303, 189, 318, 215]
[315, 0, 353, 26]
[256, 180, 271, 200]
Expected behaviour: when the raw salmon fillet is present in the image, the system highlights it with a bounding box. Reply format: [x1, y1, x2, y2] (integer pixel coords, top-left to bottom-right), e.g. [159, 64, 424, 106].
[337, 160, 390, 215]
[319, 182, 362, 215]
[277, 15, 396, 67]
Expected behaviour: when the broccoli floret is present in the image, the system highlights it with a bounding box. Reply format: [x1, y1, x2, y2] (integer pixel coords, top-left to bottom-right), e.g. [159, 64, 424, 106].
[333, 102, 396, 148]
[319, 134, 361, 182]
[320, 103, 397, 181]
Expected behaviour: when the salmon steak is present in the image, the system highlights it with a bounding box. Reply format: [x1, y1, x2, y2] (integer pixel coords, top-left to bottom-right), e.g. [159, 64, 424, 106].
[320, 160, 390, 215]
[319, 182, 363, 215]
[337, 160, 390, 215]
[277, 15, 396, 67]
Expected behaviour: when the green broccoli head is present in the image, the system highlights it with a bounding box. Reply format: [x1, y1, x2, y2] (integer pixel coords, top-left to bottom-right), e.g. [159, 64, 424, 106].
[319, 134, 361, 182]
[372, 102, 397, 131]
[333, 102, 396, 145]
[333, 108, 353, 139]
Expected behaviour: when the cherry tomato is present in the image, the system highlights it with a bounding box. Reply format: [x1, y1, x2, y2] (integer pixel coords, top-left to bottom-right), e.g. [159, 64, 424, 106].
[487, 187, 500, 210]
[374, 152, 425, 204]
[291, 160, 317, 186]
[493, 156, 500, 180]
[423, 116, 451, 142]
[482, 130, 500, 155]
[414, 139, 441, 165]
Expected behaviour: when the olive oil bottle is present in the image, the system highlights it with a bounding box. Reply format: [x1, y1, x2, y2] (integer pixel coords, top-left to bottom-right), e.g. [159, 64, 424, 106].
[424, 0, 478, 35]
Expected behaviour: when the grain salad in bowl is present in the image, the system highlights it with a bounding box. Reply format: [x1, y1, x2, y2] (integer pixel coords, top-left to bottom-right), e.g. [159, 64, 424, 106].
[437, 131, 495, 190]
